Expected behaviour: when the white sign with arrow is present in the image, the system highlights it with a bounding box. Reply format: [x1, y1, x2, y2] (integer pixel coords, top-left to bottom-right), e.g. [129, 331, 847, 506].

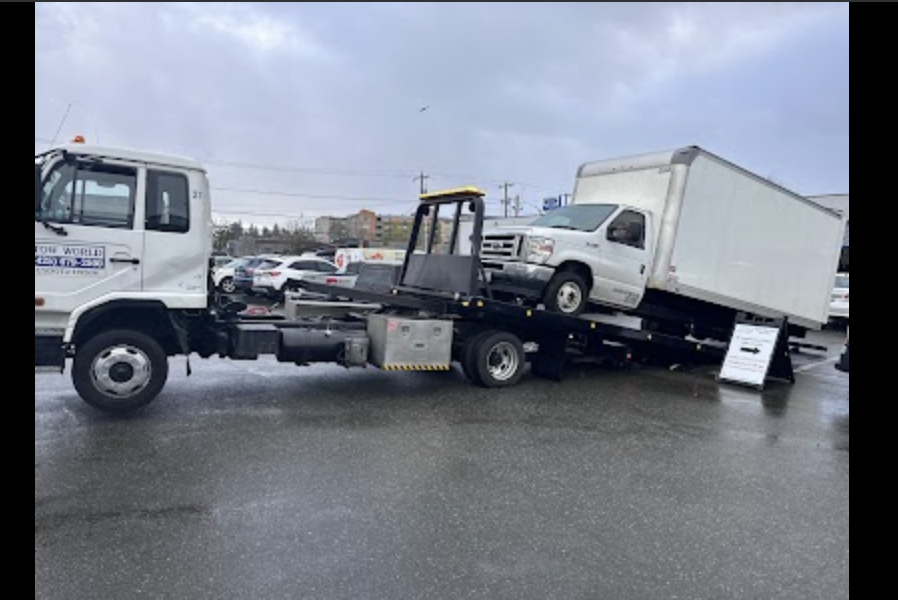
[718, 323, 783, 389]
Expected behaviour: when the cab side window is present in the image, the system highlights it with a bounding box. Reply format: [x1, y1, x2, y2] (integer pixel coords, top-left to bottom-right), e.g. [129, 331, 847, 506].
[607, 210, 646, 250]
[146, 171, 190, 233]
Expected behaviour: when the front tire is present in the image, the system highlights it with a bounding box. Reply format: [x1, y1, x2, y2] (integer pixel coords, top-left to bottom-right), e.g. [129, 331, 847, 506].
[219, 277, 237, 294]
[543, 271, 588, 316]
[282, 280, 304, 296]
[72, 330, 169, 415]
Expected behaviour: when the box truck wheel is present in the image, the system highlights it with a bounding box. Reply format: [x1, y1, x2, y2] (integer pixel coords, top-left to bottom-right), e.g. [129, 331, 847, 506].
[471, 331, 526, 388]
[72, 330, 169, 415]
[543, 271, 588, 316]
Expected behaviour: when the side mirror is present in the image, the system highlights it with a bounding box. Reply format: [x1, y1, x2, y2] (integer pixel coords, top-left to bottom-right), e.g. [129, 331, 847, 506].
[35, 164, 43, 215]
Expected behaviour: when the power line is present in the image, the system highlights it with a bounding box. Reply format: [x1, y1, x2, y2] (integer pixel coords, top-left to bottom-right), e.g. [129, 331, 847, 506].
[212, 201, 422, 222]
[206, 159, 419, 180]
[32, 138, 549, 217]
[210, 186, 412, 204]
[33, 139, 559, 192]
[205, 157, 556, 192]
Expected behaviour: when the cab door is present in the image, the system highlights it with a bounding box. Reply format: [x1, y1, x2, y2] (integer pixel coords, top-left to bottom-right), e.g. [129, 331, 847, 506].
[35, 158, 144, 331]
[589, 209, 652, 309]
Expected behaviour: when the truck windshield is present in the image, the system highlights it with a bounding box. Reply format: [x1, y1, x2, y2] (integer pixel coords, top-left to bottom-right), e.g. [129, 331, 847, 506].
[531, 204, 618, 232]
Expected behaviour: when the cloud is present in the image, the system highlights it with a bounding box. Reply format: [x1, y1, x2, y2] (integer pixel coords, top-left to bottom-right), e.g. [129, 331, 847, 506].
[35, 2, 849, 226]
[181, 2, 331, 57]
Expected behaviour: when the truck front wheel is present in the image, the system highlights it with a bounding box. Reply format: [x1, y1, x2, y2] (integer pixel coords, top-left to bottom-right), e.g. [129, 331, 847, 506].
[543, 271, 588, 316]
[72, 330, 169, 415]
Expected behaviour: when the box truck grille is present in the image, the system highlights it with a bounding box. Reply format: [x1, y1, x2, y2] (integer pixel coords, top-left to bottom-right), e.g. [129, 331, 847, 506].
[481, 234, 522, 262]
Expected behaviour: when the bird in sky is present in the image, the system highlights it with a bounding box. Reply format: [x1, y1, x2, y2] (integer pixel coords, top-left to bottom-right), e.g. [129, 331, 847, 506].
[419, 106, 430, 112]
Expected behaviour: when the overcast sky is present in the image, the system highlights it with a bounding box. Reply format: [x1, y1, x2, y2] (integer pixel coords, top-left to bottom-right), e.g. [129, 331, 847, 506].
[35, 2, 849, 227]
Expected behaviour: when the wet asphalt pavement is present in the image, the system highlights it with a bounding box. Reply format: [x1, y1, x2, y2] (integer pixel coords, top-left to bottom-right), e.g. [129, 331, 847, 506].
[35, 328, 849, 600]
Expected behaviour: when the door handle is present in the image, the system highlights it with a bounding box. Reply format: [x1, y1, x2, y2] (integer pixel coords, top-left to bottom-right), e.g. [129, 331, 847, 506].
[110, 257, 141, 265]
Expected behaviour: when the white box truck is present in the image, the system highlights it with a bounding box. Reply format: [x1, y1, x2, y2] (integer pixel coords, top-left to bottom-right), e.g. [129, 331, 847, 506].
[481, 146, 845, 341]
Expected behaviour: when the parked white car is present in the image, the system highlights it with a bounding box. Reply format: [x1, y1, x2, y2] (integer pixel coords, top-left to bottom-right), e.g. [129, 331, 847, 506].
[829, 272, 849, 322]
[252, 256, 341, 297]
[302, 258, 404, 293]
[211, 254, 234, 272]
[213, 257, 251, 294]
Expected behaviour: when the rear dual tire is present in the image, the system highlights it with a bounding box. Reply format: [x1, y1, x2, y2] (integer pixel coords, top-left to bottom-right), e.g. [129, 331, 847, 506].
[460, 331, 526, 388]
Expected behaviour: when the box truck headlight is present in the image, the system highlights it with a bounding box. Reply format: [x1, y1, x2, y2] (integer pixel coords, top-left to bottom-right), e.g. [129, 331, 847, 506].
[526, 237, 555, 264]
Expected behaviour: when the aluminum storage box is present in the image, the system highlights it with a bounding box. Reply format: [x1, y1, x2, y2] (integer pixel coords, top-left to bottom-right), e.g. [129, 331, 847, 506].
[367, 314, 453, 371]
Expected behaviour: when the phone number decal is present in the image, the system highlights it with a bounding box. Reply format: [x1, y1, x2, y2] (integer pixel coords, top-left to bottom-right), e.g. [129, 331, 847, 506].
[35, 243, 106, 273]
[35, 256, 106, 269]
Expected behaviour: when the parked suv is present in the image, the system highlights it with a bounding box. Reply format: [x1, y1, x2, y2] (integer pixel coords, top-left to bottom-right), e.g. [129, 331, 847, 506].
[252, 256, 340, 298]
[213, 257, 251, 293]
[233, 256, 281, 295]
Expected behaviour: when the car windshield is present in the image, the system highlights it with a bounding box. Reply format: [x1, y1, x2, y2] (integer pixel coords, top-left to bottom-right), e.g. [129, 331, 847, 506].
[531, 204, 618, 232]
[834, 274, 850, 289]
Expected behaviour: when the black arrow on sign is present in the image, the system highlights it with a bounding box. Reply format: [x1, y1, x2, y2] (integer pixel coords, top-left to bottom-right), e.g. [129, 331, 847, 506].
[740, 347, 761, 355]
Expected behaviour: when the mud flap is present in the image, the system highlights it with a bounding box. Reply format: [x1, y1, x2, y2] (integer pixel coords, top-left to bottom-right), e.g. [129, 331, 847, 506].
[530, 334, 567, 382]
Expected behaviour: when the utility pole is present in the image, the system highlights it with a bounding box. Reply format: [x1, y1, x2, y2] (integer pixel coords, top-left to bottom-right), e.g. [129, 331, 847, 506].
[513, 195, 522, 218]
[560, 193, 572, 206]
[414, 171, 430, 248]
[414, 171, 430, 195]
[500, 182, 515, 218]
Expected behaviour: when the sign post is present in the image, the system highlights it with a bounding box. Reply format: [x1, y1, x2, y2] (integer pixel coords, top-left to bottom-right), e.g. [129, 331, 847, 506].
[718, 315, 795, 390]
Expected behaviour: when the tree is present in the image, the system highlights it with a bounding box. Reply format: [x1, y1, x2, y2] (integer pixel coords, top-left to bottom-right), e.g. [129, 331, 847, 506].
[282, 218, 319, 255]
[212, 218, 241, 253]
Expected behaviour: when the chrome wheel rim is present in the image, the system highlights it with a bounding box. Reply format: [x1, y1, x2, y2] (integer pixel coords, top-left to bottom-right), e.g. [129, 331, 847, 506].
[90, 345, 153, 398]
[487, 342, 520, 382]
[557, 282, 583, 313]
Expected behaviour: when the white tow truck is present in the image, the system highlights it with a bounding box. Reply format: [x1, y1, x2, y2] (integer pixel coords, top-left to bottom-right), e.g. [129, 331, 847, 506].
[36, 140, 823, 415]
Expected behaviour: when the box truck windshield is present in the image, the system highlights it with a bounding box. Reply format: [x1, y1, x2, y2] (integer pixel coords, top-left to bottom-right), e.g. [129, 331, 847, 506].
[531, 204, 618, 232]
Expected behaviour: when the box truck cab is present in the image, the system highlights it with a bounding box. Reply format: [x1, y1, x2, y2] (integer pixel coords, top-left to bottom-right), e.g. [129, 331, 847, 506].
[482, 203, 654, 314]
[481, 146, 845, 342]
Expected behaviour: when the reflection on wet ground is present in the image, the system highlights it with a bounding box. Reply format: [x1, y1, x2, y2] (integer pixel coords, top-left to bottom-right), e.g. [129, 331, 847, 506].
[36, 328, 848, 600]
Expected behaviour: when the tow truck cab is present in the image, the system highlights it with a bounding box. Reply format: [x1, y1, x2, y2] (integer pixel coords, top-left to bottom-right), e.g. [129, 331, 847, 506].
[35, 140, 213, 369]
